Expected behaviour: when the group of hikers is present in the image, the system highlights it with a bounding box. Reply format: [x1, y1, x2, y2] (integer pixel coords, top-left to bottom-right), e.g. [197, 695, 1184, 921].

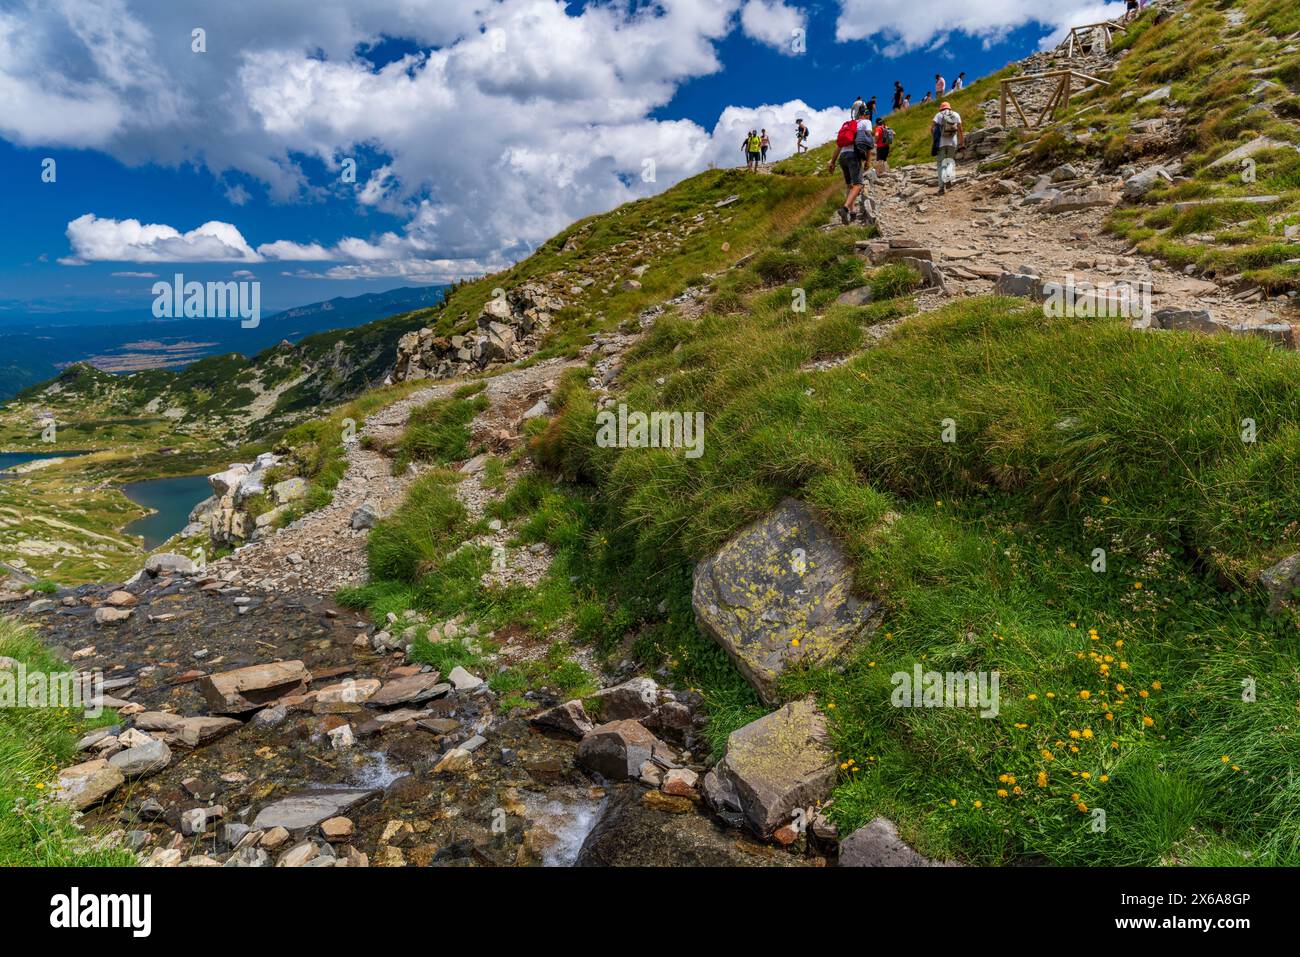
[744, 120, 811, 167]
[826, 90, 965, 224]
[742, 69, 969, 219]
[741, 129, 771, 170]
[889, 72, 964, 113]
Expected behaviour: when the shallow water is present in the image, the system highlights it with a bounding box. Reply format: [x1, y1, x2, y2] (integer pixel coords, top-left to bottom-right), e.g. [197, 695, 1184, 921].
[120, 475, 212, 549]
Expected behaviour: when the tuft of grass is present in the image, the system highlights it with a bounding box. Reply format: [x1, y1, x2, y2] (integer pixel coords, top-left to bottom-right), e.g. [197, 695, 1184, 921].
[0, 618, 135, 866]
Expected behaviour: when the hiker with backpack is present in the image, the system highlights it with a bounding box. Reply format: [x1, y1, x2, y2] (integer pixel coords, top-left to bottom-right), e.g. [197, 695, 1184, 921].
[828, 105, 874, 225]
[931, 101, 964, 195]
[795, 119, 809, 153]
[760, 129, 770, 163]
[892, 82, 904, 112]
[953, 72, 966, 91]
[875, 120, 894, 175]
[866, 96, 877, 122]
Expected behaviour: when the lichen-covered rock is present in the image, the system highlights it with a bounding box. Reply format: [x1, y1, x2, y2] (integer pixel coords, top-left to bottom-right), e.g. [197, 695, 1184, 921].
[702, 696, 836, 839]
[692, 499, 881, 704]
[54, 758, 124, 810]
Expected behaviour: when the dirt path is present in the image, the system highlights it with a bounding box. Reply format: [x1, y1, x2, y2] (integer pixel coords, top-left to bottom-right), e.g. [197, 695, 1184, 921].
[868, 159, 1275, 329]
[210, 358, 582, 597]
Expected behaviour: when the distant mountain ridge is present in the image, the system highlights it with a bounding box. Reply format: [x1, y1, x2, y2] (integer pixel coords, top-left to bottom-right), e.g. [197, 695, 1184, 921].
[0, 285, 446, 400]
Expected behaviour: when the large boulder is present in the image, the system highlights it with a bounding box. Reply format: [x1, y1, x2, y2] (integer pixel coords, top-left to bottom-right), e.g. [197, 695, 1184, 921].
[692, 499, 881, 704]
[702, 696, 836, 838]
[576, 720, 675, 780]
[198, 660, 310, 714]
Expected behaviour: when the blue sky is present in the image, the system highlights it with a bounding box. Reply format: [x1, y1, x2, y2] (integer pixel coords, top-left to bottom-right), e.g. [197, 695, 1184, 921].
[0, 0, 1124, 315]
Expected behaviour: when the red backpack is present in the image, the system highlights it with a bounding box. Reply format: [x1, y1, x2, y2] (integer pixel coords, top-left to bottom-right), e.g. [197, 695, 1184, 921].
[836, 119, 858, 148]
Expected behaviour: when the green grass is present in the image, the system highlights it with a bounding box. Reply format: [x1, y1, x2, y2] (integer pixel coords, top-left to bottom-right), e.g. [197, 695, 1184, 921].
[529, 193, 1300, 864]
[0, 617, 135, 866]
[388, 384, 489, 472]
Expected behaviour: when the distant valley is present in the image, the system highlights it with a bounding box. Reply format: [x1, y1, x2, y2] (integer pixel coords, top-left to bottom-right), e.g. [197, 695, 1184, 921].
[0, 285, 446, 400]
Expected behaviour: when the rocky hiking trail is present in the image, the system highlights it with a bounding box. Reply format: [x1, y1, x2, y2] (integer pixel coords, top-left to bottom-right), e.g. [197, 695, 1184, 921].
[206, 357, 582, 598]
[13, 322, 845, 868]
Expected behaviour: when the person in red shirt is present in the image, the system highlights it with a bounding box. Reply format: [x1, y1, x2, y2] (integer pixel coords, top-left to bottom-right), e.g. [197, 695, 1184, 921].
[874, 120, 892, 175]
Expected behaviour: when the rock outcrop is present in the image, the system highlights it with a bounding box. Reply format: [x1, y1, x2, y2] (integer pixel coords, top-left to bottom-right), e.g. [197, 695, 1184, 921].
[394, 282, 564, 382]
[692, 499, 882, 704]
[198, 452, 309, 548]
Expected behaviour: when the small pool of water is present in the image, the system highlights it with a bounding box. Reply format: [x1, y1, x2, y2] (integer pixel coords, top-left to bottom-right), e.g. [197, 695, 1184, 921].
[0, 450, 88, 475]
[120, 475, 212, 549]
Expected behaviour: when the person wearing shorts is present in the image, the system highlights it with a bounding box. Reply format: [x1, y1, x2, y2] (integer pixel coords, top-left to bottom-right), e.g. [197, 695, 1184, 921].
[828, 108, 873, 223]
[875, 122, 891, 174]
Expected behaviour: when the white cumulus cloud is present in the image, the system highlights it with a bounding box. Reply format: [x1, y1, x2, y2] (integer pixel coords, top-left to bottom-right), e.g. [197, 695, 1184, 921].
[740, 0, 807, 54]
[835, 0, 1128, 54]
[64, 214, 263, 263]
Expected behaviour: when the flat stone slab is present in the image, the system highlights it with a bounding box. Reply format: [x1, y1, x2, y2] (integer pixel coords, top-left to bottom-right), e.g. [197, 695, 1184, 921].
[251, 788, 378, 832]
[692, 498, 881, 704]
[367, 673, 447, 708]
[55, 758, 124, 810]
[1208, 135, 1293, 168]
[198, 660, 310, 714]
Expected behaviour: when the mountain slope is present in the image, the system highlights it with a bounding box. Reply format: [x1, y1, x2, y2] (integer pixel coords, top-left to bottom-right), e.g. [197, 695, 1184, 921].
[329, 0, 1300, 866]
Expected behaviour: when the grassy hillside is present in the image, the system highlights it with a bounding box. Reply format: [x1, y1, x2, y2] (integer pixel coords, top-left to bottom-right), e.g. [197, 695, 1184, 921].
[418, 167, 833, 357]
[327, 0, 1300, 867]
[534, 192, 1300, 864]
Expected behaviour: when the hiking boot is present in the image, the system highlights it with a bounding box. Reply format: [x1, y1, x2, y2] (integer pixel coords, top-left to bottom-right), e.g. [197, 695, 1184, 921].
[937, 185, 946, 196]
[837, 206, 850, 225]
